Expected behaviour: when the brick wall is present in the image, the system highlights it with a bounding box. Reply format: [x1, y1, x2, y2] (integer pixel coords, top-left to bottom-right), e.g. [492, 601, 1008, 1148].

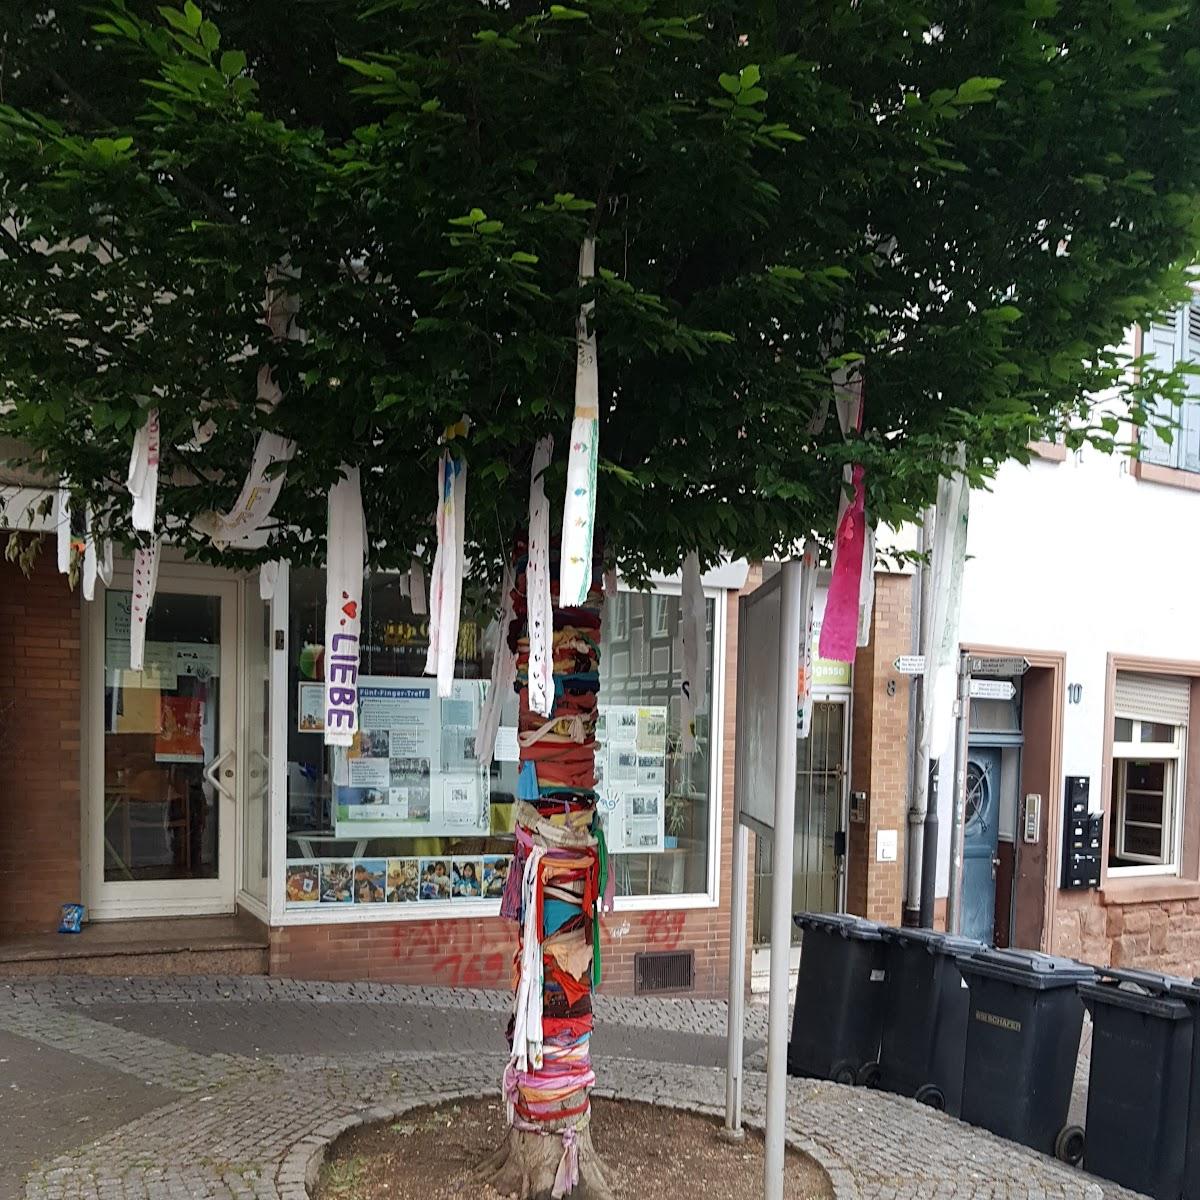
[845, 573, 914, 925]
[270, 572, 750, 999]
[0, 547, 81, 933]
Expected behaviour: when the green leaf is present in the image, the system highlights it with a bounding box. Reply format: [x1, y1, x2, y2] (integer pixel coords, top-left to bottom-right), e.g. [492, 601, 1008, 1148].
[740, 64, 761, 89]
[198, 19, 219, 52]
[219, 49, 246, 77]
[548, 5, 589, 19]
[510, 251, 539, 264]
[718, 73, 741, 96]
[182, 1, 203, 32]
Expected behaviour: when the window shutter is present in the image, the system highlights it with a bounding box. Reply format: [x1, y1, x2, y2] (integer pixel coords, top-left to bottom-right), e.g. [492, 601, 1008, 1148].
[1114, 672, 1191, 727]
[1182, 301, 1200, 473]
[1141, 308, 1181, 467]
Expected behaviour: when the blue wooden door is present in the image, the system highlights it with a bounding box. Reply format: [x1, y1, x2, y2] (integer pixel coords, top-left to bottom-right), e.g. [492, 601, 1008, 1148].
[962, 746, 1002, 944]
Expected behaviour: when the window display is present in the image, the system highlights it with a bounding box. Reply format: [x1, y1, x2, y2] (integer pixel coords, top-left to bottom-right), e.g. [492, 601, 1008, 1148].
[283, 568, 716, 910]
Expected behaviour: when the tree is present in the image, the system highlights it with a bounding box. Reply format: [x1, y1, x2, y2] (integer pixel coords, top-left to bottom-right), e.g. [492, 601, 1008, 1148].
[2, 2, 1200, 1195]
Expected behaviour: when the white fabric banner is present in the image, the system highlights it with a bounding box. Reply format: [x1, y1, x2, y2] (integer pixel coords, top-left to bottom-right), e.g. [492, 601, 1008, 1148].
[559, 238, 599, 607]
[922, 447, 970, 760]
[679, 551, 706, 753]
[324, 467, 365, 747]
[798, 540, 819, 740]
[54, 482, 71, 575]
[193, 430, 294, 550]
[409, 559, 427, 615]
[423, 452, 467, 698]
[82, 507, 98, 601]
[475, 563, 518, 768]
[126, 410, 160, 534]
[857, 522, 877, 648]
[527, 436, 555, 718]
[259, 560, 280, 601]
[129, 539, 161, 672]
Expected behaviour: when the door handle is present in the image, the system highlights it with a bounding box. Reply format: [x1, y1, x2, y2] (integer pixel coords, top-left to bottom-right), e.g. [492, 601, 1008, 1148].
[204, 749, 237, 802]
[992, 855, 1001, 880]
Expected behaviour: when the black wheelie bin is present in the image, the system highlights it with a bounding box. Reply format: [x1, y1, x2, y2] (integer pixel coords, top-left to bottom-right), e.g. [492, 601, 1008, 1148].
[1078, 968, 1194, 1200]
[788, 912, 888, 1085]
[957, 948, 1094, 1163]
[877, 927, 984, 1115]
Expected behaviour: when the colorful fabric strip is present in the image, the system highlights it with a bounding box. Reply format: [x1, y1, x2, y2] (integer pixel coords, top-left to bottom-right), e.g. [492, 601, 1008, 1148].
[323, 466, 364, 748]
[528, 436, 555, 716]
[129, 539, 161, 672]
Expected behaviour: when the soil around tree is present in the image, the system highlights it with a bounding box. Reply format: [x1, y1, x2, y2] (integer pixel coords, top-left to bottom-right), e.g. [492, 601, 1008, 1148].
[314, 1095, 834, 1200]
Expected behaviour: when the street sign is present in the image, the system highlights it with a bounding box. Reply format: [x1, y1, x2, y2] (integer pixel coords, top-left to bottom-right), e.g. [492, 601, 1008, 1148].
[966, 654, 1030, 677]
[893, 655, 926, 674]
[970, 679, 1016, 701]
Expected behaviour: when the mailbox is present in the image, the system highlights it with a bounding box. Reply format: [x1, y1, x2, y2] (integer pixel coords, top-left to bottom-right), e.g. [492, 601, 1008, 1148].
[1060, 776, 1102, 889]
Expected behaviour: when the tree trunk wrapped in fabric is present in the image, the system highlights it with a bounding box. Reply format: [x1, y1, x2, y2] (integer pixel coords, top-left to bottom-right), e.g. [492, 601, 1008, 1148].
[481, 537, 612, 1200]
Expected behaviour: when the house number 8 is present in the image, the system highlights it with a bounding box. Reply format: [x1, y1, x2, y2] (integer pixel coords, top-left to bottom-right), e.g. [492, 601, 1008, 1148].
[1067, 683, 1082, 705]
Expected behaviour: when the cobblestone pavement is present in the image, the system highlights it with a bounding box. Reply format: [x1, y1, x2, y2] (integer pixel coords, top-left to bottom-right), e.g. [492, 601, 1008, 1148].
[0, 976, 1144, 1200]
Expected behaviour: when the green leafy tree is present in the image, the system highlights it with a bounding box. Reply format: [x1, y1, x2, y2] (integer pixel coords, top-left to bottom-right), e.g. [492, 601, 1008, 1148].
[2, 2, 1200, 1194]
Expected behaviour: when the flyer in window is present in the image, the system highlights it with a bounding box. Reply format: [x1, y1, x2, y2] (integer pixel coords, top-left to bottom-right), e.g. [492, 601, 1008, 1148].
[596, 704, 667, 853]
[333, 676, 489, 837]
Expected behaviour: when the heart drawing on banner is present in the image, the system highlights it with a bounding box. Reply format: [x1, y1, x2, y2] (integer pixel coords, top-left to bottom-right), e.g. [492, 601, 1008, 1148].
[342, 599, 358, 620]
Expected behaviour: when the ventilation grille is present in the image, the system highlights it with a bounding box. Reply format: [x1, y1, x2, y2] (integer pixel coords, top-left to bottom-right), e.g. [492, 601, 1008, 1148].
[1189, 302, 1200, 343]
[634, 950, 695, 995]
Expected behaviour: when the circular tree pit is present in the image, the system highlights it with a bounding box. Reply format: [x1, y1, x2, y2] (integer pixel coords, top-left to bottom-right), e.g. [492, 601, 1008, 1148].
[315, 1096, 834, 1200]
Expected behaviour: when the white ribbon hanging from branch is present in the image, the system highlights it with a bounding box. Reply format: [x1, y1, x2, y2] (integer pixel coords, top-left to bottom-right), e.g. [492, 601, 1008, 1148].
[129, 539, 161, 672]
[423, 450, 467, 698]
[679, 551, 706, 753]
[54, 481, 72, 575]
[923, 447, 970, 761]
[797, 540, 820, 739]
[126, 410, 160, 534]
[559, 238, 599, 608]
[259, 561, 280, 601]
[192, 429, 295, 550]
[409, 558, 427, 615]
[324, 467, 365, 748]
[81, 507, 102, 601]
[527, 436, 555, 718]
[475, 562, 517, 768]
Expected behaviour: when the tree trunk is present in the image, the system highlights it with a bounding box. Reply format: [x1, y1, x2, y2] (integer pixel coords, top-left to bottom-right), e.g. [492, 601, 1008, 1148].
[480, 538, 612, 1200]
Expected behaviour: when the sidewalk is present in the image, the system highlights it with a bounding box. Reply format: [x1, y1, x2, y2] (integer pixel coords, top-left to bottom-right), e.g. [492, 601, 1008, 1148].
[0, 976, 1140, 1200]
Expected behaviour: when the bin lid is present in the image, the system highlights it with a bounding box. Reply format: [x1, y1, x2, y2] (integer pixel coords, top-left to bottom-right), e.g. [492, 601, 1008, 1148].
[880, 926, 984, 956]
[793, 912, 885, 941]
[1079, 972, 1194, 1020]
[956, 947, 1095, 990]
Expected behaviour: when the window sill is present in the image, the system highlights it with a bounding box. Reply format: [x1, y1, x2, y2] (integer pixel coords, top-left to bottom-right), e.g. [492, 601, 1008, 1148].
[1130, 460, 1200, 493]
[1100, 876, 1200, 904]
[1028, 440, 1067, 463]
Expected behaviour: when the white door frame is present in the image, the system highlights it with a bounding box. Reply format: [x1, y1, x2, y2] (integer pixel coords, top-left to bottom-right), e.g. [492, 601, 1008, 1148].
[82, 560, 241, 919]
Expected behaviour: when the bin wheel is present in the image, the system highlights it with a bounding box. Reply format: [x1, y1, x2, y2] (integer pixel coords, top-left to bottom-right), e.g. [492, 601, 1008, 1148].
[856, 1061, 881, 1088]
[914, 1084, 945, 1111]
[1054, 1125, 1085, 1166]
[830, 1060, 858, 1086]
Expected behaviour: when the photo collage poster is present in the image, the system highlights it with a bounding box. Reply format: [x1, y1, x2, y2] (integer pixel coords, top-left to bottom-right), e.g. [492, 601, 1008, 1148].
[595, 704, 667, 854]
[332, 676, 491, 838]
[285, 855, 512, 907]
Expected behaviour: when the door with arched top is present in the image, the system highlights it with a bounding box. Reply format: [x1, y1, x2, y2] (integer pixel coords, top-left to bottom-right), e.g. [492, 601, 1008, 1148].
[962, 745, 1002, 944]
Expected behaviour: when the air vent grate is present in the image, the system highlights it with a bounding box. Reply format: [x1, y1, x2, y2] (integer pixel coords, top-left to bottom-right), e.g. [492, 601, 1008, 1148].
[634, 950, 695, 995]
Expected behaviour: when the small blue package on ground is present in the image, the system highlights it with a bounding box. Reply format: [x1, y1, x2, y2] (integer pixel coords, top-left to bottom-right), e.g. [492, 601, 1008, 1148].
[58, 903, 85, 934]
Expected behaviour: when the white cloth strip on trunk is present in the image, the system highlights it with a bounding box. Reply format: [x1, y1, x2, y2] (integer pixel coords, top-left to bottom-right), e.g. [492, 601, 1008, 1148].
[193, 430, 295, 550]
[409, 558, 427, 615]
[798, 540, 819, 739]
[857, 522, 877, 648]
[527, 436, 555, 718]
[475, 563, 517, 767]
[324, 467, 365, 747]
[82, 507, 98, 601]
[259, 560, 280, 601]
[559, 237, 599, 607]
[126, 410, 160, 533]
[922, 446, 970, 760]
[129, 539, 161, 671]
[679, 551, 706, 753]
[510, 845, 546, 1073]
[54, 482, 72, 575]
[423, 452, 466, 698]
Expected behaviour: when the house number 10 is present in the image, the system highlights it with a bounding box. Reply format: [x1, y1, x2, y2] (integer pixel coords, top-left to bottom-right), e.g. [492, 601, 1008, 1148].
[1067, 683, 1083, 704]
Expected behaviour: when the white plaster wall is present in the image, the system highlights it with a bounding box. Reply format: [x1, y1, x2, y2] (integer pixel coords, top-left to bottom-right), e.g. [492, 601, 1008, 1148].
[932, 419, 1200, 894]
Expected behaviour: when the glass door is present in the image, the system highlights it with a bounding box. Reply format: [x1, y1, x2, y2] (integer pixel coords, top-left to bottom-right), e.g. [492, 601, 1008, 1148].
[85, 566, 239, 918]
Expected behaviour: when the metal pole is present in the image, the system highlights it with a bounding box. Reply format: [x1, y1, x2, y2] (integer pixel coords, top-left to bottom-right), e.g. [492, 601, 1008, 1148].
[904, 512, 933, 926]
[919, 768, 939, 927]
[945, 652, 971, 935]
[764, 559, 803, 1200]
[723, 817, 749, 1141]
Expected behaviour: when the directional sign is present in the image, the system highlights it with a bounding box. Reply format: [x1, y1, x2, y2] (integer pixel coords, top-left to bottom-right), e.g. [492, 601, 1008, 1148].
[966, 654, 1030, 677]
[970, 679, 1016, 701]
[893, 655, 926, 674]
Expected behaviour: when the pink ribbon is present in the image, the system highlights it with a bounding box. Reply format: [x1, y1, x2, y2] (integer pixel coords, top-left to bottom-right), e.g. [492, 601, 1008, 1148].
[818, 464, 866, 663]
[552, 1128, 580, 1200]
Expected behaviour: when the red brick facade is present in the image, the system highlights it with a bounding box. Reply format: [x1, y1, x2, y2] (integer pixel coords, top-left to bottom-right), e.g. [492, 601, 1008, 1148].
[846, 573, 914, 925]
[0, 547, 81, 934]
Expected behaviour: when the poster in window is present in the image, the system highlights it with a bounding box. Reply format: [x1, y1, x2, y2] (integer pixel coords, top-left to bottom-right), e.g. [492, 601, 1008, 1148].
[154, 694, 205, 763]
[297, 682, 325, 733]
[596, 704, 667, 853]
[286, 862, 320, 904]
[386, 858, 419, 903]
[334, 676, 489, 837]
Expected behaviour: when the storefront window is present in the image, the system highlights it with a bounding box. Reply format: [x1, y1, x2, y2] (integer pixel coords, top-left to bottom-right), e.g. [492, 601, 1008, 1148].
[282, 569, 716, 913]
